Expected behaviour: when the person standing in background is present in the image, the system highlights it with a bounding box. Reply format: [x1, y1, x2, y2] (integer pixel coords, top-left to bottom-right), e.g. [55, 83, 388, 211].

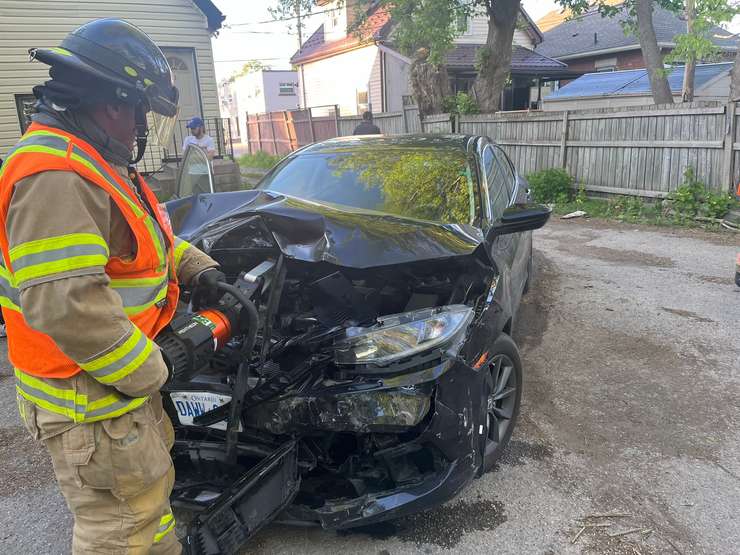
[182, 116, 217, 159]
[353, 111, 381, 135]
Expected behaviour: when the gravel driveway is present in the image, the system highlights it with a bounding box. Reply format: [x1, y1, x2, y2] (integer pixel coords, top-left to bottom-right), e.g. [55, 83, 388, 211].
[1, 218, 738, 554]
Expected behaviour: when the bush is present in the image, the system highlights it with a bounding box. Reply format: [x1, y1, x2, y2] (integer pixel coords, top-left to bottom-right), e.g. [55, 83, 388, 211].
[238, 151, 283, 170]
[442, 92, 479, 115]
[668, 167, 737, 222]
[527, 168, 574, 203]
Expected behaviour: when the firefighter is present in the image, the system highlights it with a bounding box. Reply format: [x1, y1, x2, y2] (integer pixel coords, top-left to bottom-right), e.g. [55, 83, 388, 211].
[0, 19, 225, 554]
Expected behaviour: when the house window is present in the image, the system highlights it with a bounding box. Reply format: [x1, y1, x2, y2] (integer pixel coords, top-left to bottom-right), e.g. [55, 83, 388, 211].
[326, 9, 340, 31]
[356, 90, 369, 114]
[595, 57, 617, 73]
[279, 82, 296, 95]
[455, 13, 471, 35]
[15, 94, 36, 134]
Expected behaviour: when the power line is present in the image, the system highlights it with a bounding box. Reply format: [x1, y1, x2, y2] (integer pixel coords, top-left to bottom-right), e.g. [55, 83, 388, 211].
[214, 57, 287, 63]
[227, 6, 340, 27]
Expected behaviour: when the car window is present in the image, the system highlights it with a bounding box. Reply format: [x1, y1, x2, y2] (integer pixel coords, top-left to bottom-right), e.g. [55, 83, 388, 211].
[482, 144, 509, 220]
[177, 145, 213, 198]
[259, 147, 478, 225]
[493, 146, 515, 200]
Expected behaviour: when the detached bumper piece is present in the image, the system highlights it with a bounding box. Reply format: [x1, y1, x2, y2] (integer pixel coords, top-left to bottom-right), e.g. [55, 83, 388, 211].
[177, 440, 300, 555]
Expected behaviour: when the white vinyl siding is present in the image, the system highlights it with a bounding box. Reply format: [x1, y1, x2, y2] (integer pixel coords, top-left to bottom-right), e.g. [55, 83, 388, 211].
[299, 46, 380, 115]
[0, 0, 220, 157]
[454, 13, 536, 49]
[383, 52, 411, 112]
[369, 50, 383, 112]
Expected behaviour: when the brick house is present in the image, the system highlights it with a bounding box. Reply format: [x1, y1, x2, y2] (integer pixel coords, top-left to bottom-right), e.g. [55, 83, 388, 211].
[536, 3, 737, 76]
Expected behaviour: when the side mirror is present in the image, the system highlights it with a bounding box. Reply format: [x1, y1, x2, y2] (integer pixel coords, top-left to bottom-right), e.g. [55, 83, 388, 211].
[489, 204, 551, 238]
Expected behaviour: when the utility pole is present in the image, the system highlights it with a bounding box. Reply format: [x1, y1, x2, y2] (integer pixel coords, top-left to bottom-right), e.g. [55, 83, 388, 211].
[682, 0, 696, 102]
[296, 0, 308, 108]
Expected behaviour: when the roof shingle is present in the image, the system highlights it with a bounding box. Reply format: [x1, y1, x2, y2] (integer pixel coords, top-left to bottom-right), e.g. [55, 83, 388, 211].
[537, 4, 737, 60]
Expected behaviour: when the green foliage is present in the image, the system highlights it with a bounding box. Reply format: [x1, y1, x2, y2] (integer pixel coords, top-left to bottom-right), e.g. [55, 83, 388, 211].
[228, 60, 270, 83]
[442, 92, 480, 114]
[238, 151, 283, 170]
[353, 0, 469, 65]
[664, 0, 740, 68]
[527, 168, 575, 203]
[668, 167, 737, 221]
[575, 182, 588, 207]
[269, 0, 321, 36]
[326, 148, 475, 224]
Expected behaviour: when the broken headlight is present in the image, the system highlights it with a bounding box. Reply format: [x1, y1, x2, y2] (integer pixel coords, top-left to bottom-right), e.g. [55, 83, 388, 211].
[335, 305, 474, 366]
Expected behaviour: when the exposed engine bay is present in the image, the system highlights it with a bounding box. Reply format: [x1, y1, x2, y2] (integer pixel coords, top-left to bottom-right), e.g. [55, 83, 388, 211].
[158, 196, 502, 554]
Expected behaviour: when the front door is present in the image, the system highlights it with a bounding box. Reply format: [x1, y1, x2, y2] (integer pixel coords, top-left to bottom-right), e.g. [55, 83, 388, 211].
[161, 48, 202, 151]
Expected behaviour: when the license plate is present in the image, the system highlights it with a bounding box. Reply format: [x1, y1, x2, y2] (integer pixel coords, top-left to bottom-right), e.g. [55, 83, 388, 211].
[170, 391, 232, 431]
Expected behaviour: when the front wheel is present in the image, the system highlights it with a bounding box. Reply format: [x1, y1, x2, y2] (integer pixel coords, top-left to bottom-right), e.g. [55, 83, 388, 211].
[479, 334, 523, 474]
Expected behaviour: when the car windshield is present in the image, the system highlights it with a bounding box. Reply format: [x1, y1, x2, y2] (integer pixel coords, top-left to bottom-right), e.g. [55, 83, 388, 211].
[258, 147, 478, 225]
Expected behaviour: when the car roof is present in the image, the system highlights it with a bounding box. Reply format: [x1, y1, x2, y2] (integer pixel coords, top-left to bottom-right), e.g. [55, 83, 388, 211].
[298, 134, 479, 154]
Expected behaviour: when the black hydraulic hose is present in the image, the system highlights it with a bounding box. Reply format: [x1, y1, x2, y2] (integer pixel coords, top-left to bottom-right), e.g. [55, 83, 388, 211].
[213, 281, 261, 464]
[215, 281, 259, 356]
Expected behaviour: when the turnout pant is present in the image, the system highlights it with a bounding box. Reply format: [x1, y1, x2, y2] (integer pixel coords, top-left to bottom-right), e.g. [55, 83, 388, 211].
[19, 394, 181, 554]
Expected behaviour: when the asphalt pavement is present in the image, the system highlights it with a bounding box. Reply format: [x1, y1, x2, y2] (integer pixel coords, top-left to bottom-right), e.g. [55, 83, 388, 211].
[1, 218, 738, 554]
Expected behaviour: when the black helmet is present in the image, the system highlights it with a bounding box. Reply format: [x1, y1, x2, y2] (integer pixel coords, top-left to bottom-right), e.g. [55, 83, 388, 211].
[30, 19, 179, 147]
[31, 18, 178, 117]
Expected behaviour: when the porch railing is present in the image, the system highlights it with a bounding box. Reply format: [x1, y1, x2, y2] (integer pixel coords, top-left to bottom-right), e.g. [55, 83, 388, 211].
[136, 117, 235, 176]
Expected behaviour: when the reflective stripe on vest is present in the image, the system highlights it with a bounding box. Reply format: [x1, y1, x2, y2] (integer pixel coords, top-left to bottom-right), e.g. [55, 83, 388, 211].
[14, 368, 149, 423]
[0, 123, 179, 396]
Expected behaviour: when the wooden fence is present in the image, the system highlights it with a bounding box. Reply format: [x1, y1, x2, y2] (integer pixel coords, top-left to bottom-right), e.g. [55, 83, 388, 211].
[247, 101, 739, 196]
[458, 102, 734, 197]
[246, 105, 340, 155]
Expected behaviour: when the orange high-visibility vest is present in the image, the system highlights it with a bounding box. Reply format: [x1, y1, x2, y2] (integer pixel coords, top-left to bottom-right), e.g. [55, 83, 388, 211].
[0, 123, 180, 379]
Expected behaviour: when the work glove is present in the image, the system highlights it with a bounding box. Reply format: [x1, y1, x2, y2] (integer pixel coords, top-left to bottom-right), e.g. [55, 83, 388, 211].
[193, 268, 227, 307]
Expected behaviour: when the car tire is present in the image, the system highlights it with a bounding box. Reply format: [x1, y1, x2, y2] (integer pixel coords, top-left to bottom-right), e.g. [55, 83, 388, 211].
[479, 333, 523, 474]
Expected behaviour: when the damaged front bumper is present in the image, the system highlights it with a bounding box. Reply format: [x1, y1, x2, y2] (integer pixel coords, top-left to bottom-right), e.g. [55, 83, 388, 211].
[170, 357, 486, 551]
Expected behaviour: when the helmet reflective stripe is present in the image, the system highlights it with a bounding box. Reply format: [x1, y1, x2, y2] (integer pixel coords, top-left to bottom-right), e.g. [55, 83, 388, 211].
[14, 368, 149, 423]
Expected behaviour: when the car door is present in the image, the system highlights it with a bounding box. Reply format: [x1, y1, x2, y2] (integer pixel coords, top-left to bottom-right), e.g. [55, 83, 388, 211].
[175, 144, 215, 198]
[491, 146, 529, 298]
[480, 141, 516, 312]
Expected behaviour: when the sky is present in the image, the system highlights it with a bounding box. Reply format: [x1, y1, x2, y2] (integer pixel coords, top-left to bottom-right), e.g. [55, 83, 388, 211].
[209, 0, 561, 82]
[209, 1, 740, 83]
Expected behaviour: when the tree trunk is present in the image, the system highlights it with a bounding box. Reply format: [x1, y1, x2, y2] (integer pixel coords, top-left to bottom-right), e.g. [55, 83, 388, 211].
[730, 41, 740, 101]
[681, 0, 696, 102]
[473, 0, 521, 113]
[409, 48, 451, 117]
[635, 0, 674, 104]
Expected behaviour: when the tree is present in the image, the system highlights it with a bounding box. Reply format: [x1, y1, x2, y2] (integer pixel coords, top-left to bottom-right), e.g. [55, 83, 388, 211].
[356, 0, 525, 113]
[663, 0, 739, 101]
[227, 60, 270, 83]
[556, 0, 682, 105]
[472, 0, 522, 112]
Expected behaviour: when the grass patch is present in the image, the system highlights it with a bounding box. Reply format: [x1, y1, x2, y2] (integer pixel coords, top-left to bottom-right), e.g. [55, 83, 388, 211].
[237, 151, 283, 170]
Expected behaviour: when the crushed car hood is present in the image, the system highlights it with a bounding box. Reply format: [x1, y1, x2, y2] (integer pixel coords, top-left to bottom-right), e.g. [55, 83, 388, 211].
[167, 190, 485, 268]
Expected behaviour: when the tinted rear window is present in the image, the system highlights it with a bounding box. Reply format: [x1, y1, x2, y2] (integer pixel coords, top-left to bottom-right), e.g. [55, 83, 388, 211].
[259, 147, 478, 224]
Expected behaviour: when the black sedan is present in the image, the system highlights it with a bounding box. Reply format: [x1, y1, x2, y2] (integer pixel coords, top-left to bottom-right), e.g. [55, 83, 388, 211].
[163, 135, 550, 553]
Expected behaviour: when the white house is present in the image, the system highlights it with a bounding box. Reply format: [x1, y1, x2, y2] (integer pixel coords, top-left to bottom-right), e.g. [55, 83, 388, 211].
[0, 0, 225, 174]
[220, 69, 301, 143]
[290, 0, 575, 115]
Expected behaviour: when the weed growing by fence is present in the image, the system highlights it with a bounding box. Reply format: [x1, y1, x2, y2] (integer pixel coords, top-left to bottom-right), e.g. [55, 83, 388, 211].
[667, 168, 737, 222]
[527, 168, 574, 203]
[238, 151, 283, 170]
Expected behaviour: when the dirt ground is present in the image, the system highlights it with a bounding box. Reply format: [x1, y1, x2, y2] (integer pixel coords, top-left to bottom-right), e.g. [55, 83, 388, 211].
[1, 218, 738, 554]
